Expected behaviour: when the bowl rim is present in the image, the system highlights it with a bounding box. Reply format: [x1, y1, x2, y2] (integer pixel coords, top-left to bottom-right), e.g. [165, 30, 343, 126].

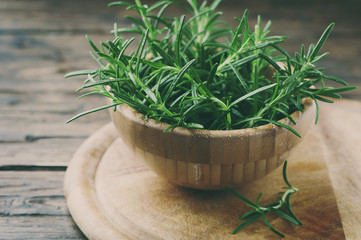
[114, 97, 314, 138]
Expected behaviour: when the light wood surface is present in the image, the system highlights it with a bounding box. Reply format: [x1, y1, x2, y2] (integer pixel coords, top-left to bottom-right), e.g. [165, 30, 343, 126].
[64, 100, 361, 239]
[318, 101, 361, 240]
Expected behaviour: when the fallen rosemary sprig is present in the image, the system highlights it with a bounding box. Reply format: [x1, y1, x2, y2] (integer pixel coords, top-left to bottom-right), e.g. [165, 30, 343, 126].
[225, 161, 302, 238]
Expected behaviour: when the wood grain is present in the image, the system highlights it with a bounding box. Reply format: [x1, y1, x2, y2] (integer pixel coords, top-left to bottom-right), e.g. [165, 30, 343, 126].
[1, 216, 85, 240]
[1, 138, 85, 166]
[65, 118, 349, 239]
[0, 0, 118, 32]
[1, 0, 360, 238]
[110, 99, 315, 189]
[0, 172, 84, 239]
[318, 101, 361, 240]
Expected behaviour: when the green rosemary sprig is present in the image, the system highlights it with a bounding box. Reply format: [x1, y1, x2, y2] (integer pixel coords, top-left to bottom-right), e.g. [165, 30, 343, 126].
[225, 161, 302, 238]
[66, 0, 356, 135]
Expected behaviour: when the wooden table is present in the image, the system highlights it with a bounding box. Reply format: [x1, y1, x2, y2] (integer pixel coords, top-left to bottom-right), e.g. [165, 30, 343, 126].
[1, 0, 360, 239]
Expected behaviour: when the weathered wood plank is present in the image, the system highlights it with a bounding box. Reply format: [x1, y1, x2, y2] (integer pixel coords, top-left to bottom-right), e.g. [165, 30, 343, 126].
[0, 171, 85, 239]
[1, 0, 359, 33]
[0, 172, 68, 216]
[0, 105, 109, 138]
[0, 91, 110, 128]
[1, 138, 86, 165]
[0, 33, 127, 145]
[0, 0, 119, 33]
[0, 34, 121, 84]
[1, 216, 85, 240]
[0, 118, 108, 137]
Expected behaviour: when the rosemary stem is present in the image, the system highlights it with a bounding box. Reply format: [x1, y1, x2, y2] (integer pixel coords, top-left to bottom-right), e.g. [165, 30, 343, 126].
[252, 60, 259, 121]
[271, 187, 298, 210]
[225, 160, 303, 237]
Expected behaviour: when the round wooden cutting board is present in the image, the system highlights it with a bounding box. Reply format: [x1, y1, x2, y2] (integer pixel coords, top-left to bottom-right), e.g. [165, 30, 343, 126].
[64, 101, 361, 240]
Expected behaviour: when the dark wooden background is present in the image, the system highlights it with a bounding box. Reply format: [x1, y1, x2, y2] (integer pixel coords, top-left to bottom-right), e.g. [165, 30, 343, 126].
[1, 0, 360, 238]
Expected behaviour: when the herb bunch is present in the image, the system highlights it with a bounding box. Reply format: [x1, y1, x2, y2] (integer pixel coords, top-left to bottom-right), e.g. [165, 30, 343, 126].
[225, 161, 302, 238]
[66, 0, 355, 135]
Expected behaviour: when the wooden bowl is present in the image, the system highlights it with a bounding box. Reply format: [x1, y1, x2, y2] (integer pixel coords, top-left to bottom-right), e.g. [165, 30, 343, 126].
[109, 98, 315, 190]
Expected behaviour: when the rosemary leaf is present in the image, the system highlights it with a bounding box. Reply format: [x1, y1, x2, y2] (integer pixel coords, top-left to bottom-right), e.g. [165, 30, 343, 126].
[68, 0, 356, 134]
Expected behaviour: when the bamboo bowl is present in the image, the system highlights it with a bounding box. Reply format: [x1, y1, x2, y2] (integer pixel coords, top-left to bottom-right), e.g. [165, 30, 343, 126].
[109, 98, 315, 190]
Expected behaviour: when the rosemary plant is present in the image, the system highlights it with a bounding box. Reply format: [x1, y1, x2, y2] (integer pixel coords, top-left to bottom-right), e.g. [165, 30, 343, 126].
[225, 161, 302, 238]
[66, 0, 355, 135]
